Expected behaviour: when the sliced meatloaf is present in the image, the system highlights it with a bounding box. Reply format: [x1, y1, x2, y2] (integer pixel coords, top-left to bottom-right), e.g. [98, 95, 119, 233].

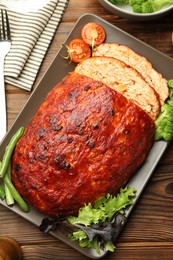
[12, 72, 155, 217]
[75, 56, 160, 121]
[93, 43, 168, 105]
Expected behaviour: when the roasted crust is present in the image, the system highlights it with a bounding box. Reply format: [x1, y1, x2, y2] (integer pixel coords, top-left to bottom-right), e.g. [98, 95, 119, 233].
[12, 73, 155, 217]
[93, 43, 169, 105]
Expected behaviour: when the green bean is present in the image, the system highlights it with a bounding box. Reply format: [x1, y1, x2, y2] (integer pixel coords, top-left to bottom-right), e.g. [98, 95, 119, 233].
[0, 127, 25, 178]
[4, 162, 14, 206]
[0, 184, 5, 200]
[4, 170, 29, 212]
[0, 161, 5, 199]
[0, 128, 29, 212]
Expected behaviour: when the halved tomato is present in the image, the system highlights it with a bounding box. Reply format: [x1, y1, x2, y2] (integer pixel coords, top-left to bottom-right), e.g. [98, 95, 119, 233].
[68, 39, 91, 63]
[81, 22, 106, 47]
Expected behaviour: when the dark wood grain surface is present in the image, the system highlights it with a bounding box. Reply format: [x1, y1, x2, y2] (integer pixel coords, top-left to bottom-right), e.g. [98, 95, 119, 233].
[1, 0, 173, 259]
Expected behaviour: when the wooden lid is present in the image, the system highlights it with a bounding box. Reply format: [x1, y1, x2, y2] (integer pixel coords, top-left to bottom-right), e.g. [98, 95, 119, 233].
[0, 236, 23, 260]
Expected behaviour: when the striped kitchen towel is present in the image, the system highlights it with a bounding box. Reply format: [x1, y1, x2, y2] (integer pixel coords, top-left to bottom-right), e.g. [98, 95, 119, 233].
[1, 0, 69, 91]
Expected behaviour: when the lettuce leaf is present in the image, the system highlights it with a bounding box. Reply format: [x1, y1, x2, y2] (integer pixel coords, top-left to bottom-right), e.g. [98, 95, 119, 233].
[67, 186, 136, 254]
[39, 186, 136, 255]
[68, 186, 136, 225]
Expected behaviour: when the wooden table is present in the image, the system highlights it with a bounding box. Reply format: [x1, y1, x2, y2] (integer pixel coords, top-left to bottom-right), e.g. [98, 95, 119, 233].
[1, 0, 173, 259]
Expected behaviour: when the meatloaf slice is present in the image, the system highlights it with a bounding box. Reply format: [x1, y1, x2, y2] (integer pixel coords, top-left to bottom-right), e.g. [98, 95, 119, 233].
[12, 72, 155, 218]
[93, 43, 168, 105]
[75, 56, 160, 121]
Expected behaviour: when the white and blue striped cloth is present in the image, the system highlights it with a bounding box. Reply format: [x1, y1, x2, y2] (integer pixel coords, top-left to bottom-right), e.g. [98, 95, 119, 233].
[1, 0, 69, 91]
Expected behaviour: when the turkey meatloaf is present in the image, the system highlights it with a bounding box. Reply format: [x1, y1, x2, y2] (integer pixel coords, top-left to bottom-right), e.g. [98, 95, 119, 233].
[12, 72, 155, 217]
[93, 43, 169, 105]
[75, 56, 161, 121]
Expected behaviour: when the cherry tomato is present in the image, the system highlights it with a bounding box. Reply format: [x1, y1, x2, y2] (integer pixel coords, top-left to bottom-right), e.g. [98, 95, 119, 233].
[81, 22, 106, 47]
[68, 39, 91, 63]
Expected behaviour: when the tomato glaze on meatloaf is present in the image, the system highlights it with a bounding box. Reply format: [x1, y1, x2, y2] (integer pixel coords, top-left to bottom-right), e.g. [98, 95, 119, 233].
[12, 72, 155, 217]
